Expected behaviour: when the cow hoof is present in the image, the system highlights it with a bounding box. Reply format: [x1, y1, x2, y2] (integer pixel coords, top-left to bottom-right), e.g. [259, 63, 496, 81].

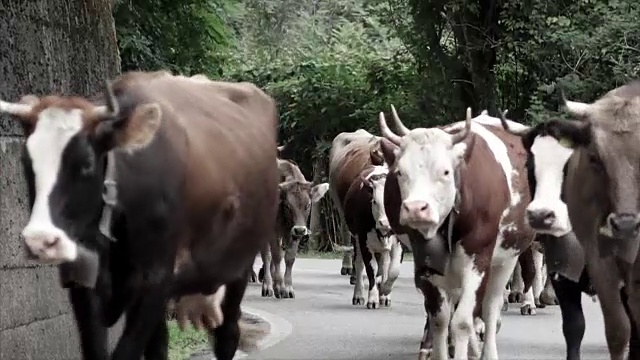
[250, 270, 257, 283]
[283, 287, 295, 299]
[349, 275, 356, 285]
[379, 297, 391, 307]
[341, 267, 349, 276]
[261, 286, 274, 297]
[508, 291, 523, 303]
[352, 297, 365, 305]
[366, 301, 379, 309]
[274, 285, 287, 299]
[534, 298, 546, 309]
[417, 349, 431, 360]
[540, 291, 558, 306]
[501, 300, 508, 312]
[520, 304, 536, 315]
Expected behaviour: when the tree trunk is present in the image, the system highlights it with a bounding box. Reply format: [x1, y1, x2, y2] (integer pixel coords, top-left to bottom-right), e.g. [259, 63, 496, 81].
[0, 1, 120, 358]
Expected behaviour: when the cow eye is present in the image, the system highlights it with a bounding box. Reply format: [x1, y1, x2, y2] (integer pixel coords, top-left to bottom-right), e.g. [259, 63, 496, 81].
[444, 170, 450, 176]
[395, 170, 402, 177]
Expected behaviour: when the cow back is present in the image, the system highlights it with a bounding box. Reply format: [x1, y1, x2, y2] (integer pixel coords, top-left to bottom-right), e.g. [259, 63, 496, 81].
[329, 130, 381, 208]
[111, 73, 279, 281]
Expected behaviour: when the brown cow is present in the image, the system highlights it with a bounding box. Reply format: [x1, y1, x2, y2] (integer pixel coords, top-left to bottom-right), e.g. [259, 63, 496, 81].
[7, 71, 279, 360]
[343, 163, 403, 308]
[328, 129, 386, 283]
[379, 107, 536, 360]
[498, 80, 640, 360]
[259, 157, 329, 298]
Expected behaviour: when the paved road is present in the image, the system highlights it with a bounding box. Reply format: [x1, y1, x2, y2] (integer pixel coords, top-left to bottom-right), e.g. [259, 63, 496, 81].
[241, 258, 609, 360]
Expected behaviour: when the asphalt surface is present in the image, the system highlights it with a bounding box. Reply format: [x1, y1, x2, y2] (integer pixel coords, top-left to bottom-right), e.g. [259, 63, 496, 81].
[235, 258, 609, 360]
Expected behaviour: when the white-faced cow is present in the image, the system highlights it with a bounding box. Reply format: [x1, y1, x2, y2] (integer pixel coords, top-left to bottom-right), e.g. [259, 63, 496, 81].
[259, 157, 329, 298]
[498, 81, 640, 360]
[328, 129, 386, 284]
[379, 106, 537, 360]
[9, 71, 279, 360]
[343, 163, 403, 309]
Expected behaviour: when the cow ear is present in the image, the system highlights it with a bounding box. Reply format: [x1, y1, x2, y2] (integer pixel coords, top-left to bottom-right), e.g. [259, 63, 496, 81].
[562, 120, 592, 147]
[310, 183, 329, 203]
[380, 138, 398, 167]
[450, 142, 468, 167]
[370, 147, 385, 166]
[95, 103, 162, 153]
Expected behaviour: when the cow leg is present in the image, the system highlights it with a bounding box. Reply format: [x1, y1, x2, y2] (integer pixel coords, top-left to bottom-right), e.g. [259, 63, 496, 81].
[261, 245, 274, 297]
[143, 315, 169, 360]
[210, 276, 247, 360]
[249, 268, 257, 283]
[381, 239, 402, 307]
[68, 287, 109, 360]
[589, 261, 629, 360]
[283, 238, 300, 298]
[271, 238, 286, 299]
[532, 249, 546, 308]
[360, 234, 380, 309]
[418, 297, 434, 360]
[340, 227, 354, 275]
[519, 247, 537, 315]
[622, 287, 640, 360]
[352, 237, 366, 305]
[429, 285, 451, 360]
[551, 273, 585, 360]
[111, 284, 168, 360]
[540, 273, 559, 305]
[377, 250, 390, 305]
[509, 261, 524, 303]
[480, 256, 518, 360]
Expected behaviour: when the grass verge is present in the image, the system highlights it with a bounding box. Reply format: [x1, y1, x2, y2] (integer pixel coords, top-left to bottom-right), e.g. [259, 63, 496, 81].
[168, 320, 209, 360]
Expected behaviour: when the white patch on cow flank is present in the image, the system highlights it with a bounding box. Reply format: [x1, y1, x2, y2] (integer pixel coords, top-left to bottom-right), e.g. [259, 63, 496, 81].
[22, 108, 85, 264]
[445, 122, 515, 203]
[528, 135, 574, 236]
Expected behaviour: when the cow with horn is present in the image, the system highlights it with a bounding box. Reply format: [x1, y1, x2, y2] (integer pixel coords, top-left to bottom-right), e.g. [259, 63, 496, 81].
[378, 105, 536, 360]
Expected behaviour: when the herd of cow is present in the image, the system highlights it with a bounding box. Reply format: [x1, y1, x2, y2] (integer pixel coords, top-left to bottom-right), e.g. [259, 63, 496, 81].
[1, 69, 639, 360]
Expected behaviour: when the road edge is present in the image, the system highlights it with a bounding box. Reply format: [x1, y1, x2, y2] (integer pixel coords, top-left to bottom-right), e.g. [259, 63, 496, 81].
[241, 305, 293, 354]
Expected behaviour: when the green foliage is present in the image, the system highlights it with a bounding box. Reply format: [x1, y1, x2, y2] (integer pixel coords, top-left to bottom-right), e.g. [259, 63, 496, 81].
[114, 0, 238, 75]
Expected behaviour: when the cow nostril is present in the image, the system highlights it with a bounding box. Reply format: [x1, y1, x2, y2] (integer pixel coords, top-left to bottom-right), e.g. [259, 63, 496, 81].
[610, 217, 620, 231]
[543, 211, 555, 222]
[420, 204, 428, 212]
[48, 236, 60, 247]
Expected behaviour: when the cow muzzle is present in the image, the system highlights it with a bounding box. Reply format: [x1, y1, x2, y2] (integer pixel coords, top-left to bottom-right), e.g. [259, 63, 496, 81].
[21, 226, 78, 264]
[399, 200, 437, 228]
[376, 219, 392, 236]
[608, 213, 640, 240]
[526, 208, 556, 230]
[291, 226, 310, 238]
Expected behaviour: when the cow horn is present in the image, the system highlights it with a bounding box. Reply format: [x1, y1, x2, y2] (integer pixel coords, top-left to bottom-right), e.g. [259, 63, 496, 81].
[390, 105, 410, 135]
[378, 112, 402, 145]
[498, 109, 529, 137]
[94, 80, 120, 119]
[559, 86, 591, 118]
[277, 145, 286, 153]
[451, 107, 472, 145]
[0, 100, 34, 117]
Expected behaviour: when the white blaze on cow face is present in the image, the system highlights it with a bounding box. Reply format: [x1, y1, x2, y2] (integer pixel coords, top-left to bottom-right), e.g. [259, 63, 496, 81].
[364, 164, 391, 235]
[394, 129, 467, 239]
[21, 107, 85, 264]
[527, 135, 574, 236]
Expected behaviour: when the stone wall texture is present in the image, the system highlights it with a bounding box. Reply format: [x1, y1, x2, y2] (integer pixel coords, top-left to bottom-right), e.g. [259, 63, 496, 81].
[0, 0, 121, 358]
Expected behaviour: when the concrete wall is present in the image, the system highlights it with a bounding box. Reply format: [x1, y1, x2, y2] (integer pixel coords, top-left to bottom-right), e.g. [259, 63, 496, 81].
[0, 1, 121, 358]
